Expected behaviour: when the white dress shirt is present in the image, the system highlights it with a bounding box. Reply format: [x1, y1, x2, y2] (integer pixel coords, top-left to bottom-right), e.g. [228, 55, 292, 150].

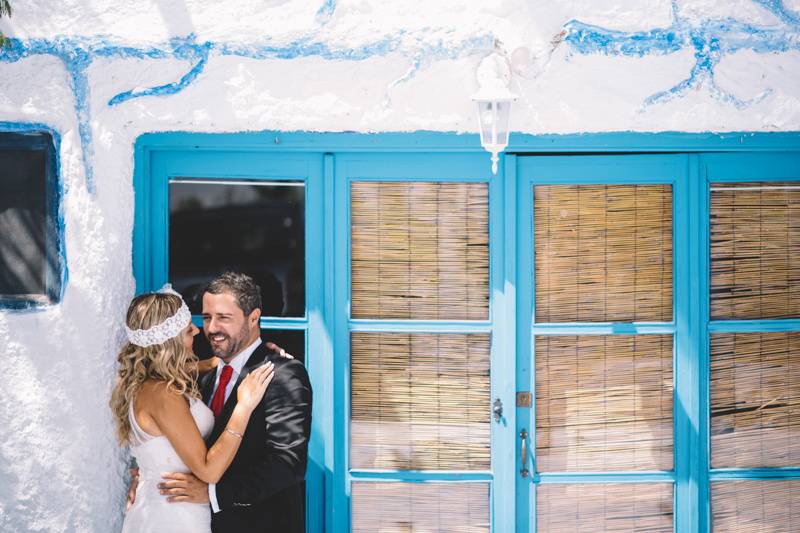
[208, 337, 262, 513]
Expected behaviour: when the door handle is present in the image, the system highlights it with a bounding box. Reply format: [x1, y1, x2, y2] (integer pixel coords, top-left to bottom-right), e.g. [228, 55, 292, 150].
[520, 429, 529, 478]
[493, 398, 503, 423]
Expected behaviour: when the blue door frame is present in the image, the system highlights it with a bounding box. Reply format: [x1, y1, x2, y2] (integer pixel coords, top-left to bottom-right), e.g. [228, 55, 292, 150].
[514, 154, 691, 532]
[133, 131, 800, 533]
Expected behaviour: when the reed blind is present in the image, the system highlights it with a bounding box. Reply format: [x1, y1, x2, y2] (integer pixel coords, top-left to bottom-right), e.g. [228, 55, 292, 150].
[351, 332, 491, 470]
[710, 332, 800, 468]
[352, 482, 490, 532]
[712, 480, 800, 532]
[537, 483, 674, 532]
[710, 182, 800, 319]
[534, 184, 673, 323]
[536, 335, 674, 471]
[351, 182, 489, 320]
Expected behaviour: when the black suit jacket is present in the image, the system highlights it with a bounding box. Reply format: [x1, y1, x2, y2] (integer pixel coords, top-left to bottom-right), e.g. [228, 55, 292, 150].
[200, 343, 313, 533]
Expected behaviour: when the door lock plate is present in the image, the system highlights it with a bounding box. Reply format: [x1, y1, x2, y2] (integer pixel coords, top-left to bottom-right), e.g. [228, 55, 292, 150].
[516, 392, 532, 408]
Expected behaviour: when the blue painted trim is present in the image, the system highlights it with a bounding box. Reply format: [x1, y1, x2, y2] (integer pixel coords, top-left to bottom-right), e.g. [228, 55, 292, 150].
[0, 125, 67, 311]
[704, 150, 800, 181]
[258, 317, 308, 329]
[332, 152, 351, 533]
[674, 154, 697, 533]
[304, 154, 326, 533]
[136, 130, 800, 154]
[708, 319, 800, 333]
[350, 470, 493, 482]
[349, 319, 492, 333]
[689, 153, 711, 533]
[491, 154, 515, 533]
[535, 472, 676, 484]
[515, 153, 535, 533]
[321, 153, 336, 532]
[710, 468, 800, 480]
[531, 323, 675, 335]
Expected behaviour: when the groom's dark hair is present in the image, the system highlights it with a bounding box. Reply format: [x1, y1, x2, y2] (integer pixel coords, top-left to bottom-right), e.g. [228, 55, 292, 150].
[205, 271, 262, 316]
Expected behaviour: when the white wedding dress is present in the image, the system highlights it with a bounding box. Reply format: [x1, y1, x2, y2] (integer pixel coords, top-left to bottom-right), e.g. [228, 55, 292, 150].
[122, 396, 215, 533]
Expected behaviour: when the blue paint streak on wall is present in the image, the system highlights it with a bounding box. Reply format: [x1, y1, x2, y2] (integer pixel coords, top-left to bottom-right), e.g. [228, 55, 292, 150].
[1, 38, 99, 191]
[564, 0, 800, 108]
[0, 122, 68, 310]
[108, 36, 212, 106]
[753, 0, 800, 26]
[315, 0, 336, 25]
[0, 31, 491, 191]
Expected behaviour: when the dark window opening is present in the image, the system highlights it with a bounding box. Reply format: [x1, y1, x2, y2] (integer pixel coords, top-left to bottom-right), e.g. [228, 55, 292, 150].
[169, 180, 305, 317]
[0, 131, 63, 308]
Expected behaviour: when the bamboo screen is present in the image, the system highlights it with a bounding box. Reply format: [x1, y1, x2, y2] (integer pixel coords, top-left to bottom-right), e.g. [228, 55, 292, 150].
[712, 480, 800, 532]
[537, 483, 674, 532]
[536, 335, 674, 471]
[351, 333, 491, 470]
[352, 482, 490, 533]
[351, 182, 489, 320]
[534, 184, 673, 323]
[710, 182, 800, 320]
[710, 332, 800, 468]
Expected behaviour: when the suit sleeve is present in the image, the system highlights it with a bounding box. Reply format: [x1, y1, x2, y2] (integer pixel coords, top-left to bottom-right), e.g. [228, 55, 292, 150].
[214, 361, 312, 509]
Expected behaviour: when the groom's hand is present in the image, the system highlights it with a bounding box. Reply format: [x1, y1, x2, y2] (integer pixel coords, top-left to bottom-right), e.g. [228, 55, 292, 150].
[265, 341, 294, 359]
[158, 472, 210, 504]
[126, 468, 139, 512]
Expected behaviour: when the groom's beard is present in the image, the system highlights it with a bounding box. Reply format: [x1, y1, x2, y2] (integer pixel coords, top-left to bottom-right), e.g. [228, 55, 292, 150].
[208, 324, 251, 360]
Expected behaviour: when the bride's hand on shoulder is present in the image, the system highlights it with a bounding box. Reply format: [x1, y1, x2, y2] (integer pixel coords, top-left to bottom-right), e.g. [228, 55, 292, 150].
[237, 362, 275, 411]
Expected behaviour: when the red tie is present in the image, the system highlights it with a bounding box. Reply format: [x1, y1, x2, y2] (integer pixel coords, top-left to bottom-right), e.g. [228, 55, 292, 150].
[210, 365, 234, 417]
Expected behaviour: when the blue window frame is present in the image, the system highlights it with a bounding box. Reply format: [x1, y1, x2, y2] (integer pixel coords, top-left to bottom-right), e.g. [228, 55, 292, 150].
[133, 131, 800, 533]
[0, 128, 65, 309]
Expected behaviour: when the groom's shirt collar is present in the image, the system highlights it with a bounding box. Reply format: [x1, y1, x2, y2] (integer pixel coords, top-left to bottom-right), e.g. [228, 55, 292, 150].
[211, 337, 262, 403]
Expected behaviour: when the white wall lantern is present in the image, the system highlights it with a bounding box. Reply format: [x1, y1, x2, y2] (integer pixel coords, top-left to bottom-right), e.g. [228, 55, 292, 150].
[472, 50, 518, 175]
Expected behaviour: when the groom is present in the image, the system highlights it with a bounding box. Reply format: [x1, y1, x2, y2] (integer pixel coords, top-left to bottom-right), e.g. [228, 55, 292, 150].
[158, 271, 313, 532]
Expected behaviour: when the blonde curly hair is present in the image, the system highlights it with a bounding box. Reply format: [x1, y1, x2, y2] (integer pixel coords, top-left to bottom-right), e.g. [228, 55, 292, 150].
[110, 292, 200, 445]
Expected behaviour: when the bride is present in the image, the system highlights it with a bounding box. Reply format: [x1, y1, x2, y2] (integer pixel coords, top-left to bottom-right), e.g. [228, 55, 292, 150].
[110, 288, 274, 533]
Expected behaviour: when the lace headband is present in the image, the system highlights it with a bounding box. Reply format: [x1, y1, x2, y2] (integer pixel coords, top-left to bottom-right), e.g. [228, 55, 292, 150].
[125, 284, 192, 348]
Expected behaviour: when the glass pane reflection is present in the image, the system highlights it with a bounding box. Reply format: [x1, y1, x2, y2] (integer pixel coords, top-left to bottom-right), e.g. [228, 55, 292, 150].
[169, 180, 305, 317]
[538, 483, 673, 532]
[712, 480, 800, 532]
[352, 482, 490, 533]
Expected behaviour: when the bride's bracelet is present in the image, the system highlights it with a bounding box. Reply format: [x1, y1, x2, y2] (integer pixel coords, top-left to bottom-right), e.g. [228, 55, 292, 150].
[225, 428, 243, 439]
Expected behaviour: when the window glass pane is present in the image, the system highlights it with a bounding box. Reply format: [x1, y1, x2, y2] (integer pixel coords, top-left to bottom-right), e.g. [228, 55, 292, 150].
[534, 184, 673, 323]
[350, 332, 490, 470]
[710, 332, 800, 468]
[536, 335, 674, 471]
[710, 182, 800, 319]
[192, 328, 306, 365]
[169, 180, 305, 317]
[712, 480, 800, 532]
[0, 132, 61, 306]
[351, 182, 489, 320]
[352, 482, 490, 533]
[537, 483, 673, 532]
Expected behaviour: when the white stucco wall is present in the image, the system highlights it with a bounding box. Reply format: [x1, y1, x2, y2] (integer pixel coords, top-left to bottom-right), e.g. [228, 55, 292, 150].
[0, 1, 799, 531]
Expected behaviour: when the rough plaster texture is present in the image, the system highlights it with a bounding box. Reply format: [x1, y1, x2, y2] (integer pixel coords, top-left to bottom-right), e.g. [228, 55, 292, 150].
[0, 0, 799, 531]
